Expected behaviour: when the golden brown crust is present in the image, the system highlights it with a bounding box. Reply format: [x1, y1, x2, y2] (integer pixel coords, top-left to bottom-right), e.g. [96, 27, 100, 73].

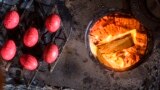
[89, 14, 147, 71]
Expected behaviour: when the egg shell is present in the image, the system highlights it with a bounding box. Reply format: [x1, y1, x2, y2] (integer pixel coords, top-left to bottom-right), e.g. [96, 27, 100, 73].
[43, 44, 59, 64]
[3, 10, 19, 30]
[23, 27, 39, 47]
[0, 40, 16, 61]
[45, 14, 61, 33]
[20, 54, 38, 70]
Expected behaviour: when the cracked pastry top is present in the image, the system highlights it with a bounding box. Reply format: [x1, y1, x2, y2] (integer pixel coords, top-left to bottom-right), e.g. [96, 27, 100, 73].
[89, 14, 148, 71]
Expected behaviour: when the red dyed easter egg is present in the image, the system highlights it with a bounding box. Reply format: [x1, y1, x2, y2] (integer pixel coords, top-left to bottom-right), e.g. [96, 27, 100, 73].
[1, 40, 16, 61]
[43, 44, 59, 64]
[20, 54, 38, 70]
[3, 10, 19, 29]
[45, 14, 61, 33]
[23, 27, 39, 47]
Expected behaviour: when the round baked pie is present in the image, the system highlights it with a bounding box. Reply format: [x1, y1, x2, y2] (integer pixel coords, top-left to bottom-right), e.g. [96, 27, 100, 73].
[88, 13, 149, 71]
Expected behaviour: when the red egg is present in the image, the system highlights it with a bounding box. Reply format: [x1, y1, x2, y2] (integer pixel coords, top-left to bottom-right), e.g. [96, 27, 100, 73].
[45, 14, 61, 33]
[3, 10, 19, 29]
[0, 40, 16, 61]
[23, 27, 39, 47]
[20, 54, 38, 70]
[43, 44, 59, 64]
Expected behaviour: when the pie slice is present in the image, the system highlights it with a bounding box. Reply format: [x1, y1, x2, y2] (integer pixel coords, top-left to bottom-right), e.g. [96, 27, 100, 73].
[97, 34, 134, 54]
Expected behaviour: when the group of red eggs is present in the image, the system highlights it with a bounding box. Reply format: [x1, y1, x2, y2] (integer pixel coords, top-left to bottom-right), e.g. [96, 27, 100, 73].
[1, 10, 61, 70]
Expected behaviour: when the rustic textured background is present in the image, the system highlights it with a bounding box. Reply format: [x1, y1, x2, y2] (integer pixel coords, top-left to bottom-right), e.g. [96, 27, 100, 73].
[2, 0, 160, 90]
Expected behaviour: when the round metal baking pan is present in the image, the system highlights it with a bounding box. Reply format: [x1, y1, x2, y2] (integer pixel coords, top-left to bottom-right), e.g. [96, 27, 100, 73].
[85, 8, 154, 72]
